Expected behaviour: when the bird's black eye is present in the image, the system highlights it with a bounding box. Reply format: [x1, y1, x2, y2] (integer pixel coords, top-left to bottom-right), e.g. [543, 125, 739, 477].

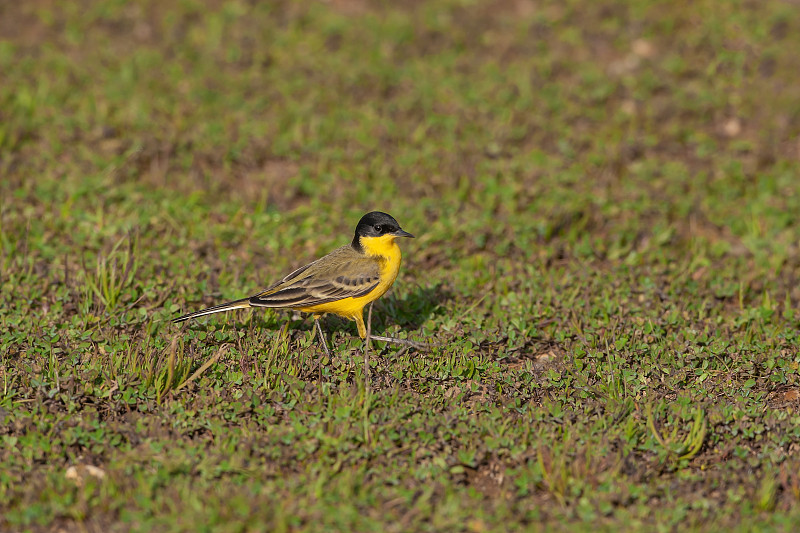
[374, 224, 383, 233]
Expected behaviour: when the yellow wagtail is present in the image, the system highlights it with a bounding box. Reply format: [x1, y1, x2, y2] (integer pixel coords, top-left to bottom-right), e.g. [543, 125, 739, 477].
[172, 211, 416, 354]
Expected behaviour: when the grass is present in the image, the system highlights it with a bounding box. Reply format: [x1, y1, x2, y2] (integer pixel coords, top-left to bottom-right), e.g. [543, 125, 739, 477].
[2, 0, 800, 530]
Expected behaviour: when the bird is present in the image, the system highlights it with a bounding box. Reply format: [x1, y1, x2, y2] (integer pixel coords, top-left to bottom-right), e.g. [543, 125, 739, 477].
[172, 211, 416, 355]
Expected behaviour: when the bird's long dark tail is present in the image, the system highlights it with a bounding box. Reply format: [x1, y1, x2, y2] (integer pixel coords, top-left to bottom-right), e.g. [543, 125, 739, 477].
[172, 298, 251, 323]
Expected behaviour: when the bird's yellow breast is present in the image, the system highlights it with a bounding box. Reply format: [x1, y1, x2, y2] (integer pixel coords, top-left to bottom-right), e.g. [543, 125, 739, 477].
[299, 234, 402, 320]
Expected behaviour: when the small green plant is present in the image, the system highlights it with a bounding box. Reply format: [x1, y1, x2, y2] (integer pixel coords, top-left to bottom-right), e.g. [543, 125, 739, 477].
[136, 336, 192, 402]
[262, 323, 291, 391]
[757, 467, 779, 512]
[537, 445, 570, 506]
[646, 404, 707, 462]
[81, 234, 139, 315]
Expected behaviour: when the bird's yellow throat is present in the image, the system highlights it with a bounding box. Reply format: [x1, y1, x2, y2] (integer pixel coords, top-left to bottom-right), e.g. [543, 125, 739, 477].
[359, 234, 402, 259]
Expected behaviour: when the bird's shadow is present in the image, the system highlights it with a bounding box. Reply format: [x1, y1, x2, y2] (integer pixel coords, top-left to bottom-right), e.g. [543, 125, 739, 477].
[366, 282, 452, 335]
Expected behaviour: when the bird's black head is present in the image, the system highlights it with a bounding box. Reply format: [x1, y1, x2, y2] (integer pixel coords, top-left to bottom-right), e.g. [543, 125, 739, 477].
[351, 211, 414, 252]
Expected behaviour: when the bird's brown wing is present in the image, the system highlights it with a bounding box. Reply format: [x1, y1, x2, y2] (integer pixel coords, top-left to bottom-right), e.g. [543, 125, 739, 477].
[248, 245, 381, 309]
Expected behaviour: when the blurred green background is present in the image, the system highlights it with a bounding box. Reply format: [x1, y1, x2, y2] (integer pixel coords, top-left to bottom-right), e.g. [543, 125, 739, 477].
[2, 0, 800, 531]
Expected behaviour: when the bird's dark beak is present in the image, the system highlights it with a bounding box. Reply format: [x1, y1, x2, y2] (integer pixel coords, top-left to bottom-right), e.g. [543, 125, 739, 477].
[393, 229, 415, 239]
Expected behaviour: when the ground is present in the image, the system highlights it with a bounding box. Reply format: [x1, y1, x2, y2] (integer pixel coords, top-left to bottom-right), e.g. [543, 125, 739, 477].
[2, 0, 800, 531]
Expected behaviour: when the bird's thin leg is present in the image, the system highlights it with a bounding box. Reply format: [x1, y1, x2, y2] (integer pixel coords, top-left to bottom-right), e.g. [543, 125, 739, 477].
[314, 317, 331, 356]
[314, 317, 330, 383]
[369, 335, 435, 351]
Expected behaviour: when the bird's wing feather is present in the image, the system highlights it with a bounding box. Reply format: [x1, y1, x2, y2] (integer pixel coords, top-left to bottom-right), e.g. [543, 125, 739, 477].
[248, 246, 381, 309]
